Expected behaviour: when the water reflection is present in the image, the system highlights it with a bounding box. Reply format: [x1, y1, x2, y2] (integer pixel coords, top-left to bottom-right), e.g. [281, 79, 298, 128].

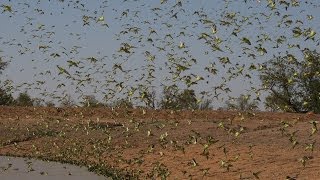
[0, 156, 109, 180]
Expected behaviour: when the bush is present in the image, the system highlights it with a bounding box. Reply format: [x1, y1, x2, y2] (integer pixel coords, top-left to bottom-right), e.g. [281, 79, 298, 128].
[15, 92, 34, 106]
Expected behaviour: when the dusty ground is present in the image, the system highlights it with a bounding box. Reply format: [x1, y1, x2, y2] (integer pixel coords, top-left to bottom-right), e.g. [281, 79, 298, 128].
[0, 106, 319, 179]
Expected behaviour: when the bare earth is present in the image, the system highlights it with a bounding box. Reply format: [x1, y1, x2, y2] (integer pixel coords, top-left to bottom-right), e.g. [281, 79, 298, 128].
[0, 107, 319, 179]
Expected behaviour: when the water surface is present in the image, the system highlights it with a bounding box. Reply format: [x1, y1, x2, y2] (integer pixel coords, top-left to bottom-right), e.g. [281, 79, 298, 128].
[0, 156, 109, 180]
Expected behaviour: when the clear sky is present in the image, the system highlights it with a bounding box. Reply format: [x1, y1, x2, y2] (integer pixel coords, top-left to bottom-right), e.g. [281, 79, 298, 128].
[0, 0, 319, 109]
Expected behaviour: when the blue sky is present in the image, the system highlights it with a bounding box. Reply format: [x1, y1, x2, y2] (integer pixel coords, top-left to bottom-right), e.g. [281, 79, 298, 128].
[0, 0, 319, 108]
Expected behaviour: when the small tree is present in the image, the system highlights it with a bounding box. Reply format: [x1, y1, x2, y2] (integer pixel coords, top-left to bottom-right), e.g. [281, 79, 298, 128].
[0, 57, 8, 73]
[299, 49, 320, 112]
[15, 92, 34, 106]
[159, 85, 179, 109]
[159, 86, 199, 110]
[176, 89, 198, 109]
[260, 49, 320, 113]
[0, 57, 14, 106]
[60, 94, 75, 107]
[45, 101, 55, 107]
[81, 95, 103, 107]
[225, 94, 258, 111]
[112, 98, 133, 108]
[0, 88, 14, 106]
[264, 95, 284, 112]
[199, 99, 212, 110]
[139, 89, 157, 109]
[32, 98, 44, 106]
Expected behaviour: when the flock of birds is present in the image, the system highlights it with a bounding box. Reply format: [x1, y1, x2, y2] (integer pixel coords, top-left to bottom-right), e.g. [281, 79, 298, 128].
[0, 0, 318, 108]
[0, 0, 319, 179]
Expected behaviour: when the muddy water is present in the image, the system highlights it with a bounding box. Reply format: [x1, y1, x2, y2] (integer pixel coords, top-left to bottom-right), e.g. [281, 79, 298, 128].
[0, 156, 110, 180]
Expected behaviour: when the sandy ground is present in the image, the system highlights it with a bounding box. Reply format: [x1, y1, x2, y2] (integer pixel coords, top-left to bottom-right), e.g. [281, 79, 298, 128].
[0, 107, 319, 179]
